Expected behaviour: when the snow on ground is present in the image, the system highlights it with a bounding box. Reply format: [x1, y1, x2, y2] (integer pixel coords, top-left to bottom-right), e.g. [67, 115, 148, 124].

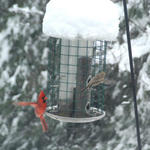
[42, 0, 120, 40]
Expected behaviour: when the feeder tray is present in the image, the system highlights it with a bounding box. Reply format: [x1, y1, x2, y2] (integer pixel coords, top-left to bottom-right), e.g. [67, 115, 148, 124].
[46, 103, 105, 123]
[45, 112, 105, 123]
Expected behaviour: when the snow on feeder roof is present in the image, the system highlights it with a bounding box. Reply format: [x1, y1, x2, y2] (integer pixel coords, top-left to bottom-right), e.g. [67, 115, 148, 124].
[42, 0, 120, 41]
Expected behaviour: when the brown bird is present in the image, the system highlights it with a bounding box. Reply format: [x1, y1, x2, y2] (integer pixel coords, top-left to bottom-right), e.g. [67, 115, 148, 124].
[81, 71, 106, 92]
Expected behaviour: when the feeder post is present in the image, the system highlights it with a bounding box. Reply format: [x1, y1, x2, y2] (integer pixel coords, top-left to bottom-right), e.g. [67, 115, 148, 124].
[123, 0, 142, 149]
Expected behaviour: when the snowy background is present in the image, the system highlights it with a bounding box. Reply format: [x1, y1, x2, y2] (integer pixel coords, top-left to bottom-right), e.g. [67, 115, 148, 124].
[0, 0, 150, 150]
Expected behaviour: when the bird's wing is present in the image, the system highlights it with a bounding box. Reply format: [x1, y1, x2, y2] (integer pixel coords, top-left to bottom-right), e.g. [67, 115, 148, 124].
[13, 102, 37, 107]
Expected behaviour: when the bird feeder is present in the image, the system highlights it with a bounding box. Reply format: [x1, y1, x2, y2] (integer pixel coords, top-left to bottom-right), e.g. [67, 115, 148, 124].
[42, 0, 120, 123]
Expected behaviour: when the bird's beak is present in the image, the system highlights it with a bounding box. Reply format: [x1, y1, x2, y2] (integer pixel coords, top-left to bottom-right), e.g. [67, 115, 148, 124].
[45, 96, 48, 100]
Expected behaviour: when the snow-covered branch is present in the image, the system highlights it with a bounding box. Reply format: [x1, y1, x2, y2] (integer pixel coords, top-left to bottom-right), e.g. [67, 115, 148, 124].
[8, 4, 43, 16]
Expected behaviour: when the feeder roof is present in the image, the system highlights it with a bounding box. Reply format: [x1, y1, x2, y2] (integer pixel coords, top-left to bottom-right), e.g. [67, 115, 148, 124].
[42, 0, 120, 41]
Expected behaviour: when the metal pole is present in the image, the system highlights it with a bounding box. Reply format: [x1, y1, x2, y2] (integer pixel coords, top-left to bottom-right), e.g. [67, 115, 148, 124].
[122, 0, 142, 150]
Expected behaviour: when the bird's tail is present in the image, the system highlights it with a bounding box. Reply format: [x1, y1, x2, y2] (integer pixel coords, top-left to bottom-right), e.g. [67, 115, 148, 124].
[40, 115, 48, 132]
[13, 102, 37, 107]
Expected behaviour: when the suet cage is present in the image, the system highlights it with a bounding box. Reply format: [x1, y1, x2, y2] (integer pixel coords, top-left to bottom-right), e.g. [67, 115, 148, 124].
[46, 37, 107, 123]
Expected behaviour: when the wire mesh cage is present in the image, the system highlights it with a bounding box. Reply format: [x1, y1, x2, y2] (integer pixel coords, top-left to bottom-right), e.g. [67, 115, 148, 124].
[46, 37, 107, 123]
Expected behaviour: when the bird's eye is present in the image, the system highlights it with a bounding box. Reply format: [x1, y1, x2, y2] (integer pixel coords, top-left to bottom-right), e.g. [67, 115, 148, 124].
[42, 96, 46, 103]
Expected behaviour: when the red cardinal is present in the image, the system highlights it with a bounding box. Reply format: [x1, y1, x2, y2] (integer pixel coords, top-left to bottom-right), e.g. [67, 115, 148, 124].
[14, 90, 48, 132]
